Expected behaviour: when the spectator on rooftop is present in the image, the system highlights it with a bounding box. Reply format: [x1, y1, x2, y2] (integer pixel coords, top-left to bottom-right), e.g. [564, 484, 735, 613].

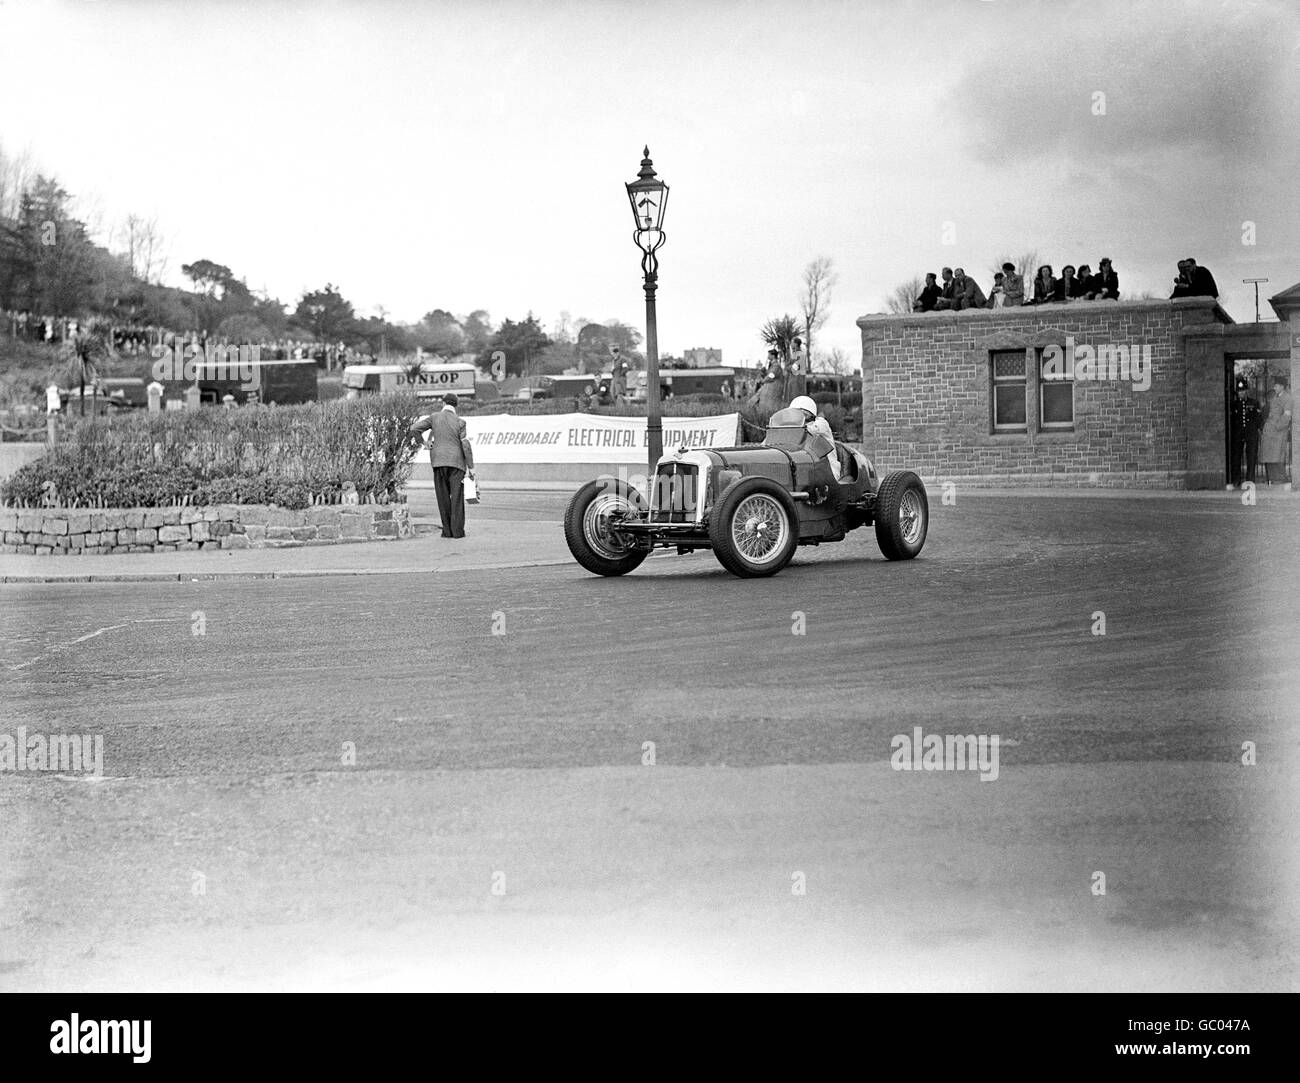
[933, 267, 958, 310]
[1093, 257, 1120, 300]
[1076, 264, 1095, 298]
[986, 272, 1006, 308]
[952, 267, 986, 310]
[1000, 262, 1025, 307]
[1032, 265, 1057, 304]
[1057, 265, 1083, 301]
[913, 272, 942, 312]
[1185, 258, 1219, 299]
[1170, 260, 1193, 299]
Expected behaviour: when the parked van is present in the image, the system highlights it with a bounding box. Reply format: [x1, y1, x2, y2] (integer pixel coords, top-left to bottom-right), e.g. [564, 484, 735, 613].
[342, 362, 478, 400]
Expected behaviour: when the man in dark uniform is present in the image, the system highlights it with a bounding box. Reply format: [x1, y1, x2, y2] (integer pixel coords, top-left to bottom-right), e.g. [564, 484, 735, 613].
[409, 393, 475, 538]
[1229, 376, 1263, 487]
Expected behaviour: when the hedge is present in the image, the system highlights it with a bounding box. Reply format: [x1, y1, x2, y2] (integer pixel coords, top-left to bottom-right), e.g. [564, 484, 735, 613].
[2, 394, 426, 509]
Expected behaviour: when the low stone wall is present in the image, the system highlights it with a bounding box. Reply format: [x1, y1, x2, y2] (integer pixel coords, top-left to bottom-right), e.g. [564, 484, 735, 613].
[0, 504, 412, 555]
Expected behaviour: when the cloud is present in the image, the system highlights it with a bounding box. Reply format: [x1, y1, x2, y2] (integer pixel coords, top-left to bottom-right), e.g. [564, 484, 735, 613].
[950, 4, 1295, 169]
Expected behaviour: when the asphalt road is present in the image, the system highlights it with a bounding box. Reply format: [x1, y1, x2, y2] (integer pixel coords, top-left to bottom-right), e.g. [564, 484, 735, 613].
[2, 493, 1298, 990]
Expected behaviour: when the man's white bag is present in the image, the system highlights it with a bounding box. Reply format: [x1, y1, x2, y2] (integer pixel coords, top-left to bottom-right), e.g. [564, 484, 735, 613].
[463, 475, 480, 504]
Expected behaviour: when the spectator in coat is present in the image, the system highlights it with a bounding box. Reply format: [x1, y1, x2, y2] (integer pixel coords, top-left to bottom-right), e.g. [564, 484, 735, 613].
[1093, 258, 1120, 300]
[1170, 260, 1193, 299]
[933, 267, 958, 310]
[1185, 258, 1219, 299]
[987, 272, 1007, 308]
[1000, 262, 1025, 307]
[409, 393, 475, 538]
[1032, 265, 1057, 304]
[1057, 265, 1084, 301]
[1076, 264, 1095, 298]
[1259, 375, 1293, 486]
[952, 268, 986, 310]
[913, 273, 942, 312]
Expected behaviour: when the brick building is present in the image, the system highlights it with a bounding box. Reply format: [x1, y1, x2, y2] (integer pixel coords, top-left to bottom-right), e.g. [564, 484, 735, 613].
[857, 288, 1298, 489]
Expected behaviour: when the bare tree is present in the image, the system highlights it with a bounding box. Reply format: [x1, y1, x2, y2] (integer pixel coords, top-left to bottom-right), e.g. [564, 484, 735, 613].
[117, 214, 169, 283]
[71, 190, 109, 245]
[813, 346, 853, 374]
[885, 276, 924, 314]
[800, 256, 837, 362]
[0, 142, 36, 221]
[992, 250, 1039, 280]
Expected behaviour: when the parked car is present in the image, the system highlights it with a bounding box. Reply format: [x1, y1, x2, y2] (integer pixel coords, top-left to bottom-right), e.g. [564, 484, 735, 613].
[563, 412, 928, 578]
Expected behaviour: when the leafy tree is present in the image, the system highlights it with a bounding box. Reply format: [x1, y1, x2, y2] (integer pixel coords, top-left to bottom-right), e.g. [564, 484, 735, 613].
[575, 320, 643, 373]
[458, 309, 493, 356]
[482, 313, 550, 376]
[295, 284, 356, 343]
[0, 175, 96, 315]
[413, 308, 465, 355]
[251, 291, 290, 337]
[181, 258, 234, 297]
[536, 342, 579, 375]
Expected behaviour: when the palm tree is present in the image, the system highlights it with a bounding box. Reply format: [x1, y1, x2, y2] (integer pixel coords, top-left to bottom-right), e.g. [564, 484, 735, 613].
[759, 313, 805, 365]
[62, 318, 115, 418]
[758, 314, 807, 408]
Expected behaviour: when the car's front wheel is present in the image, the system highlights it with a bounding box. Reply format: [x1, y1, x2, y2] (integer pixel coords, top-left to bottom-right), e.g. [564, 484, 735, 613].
[708, 477, 799, 578]
[564, 478, 649, 576]
[874, 470, 928, 560]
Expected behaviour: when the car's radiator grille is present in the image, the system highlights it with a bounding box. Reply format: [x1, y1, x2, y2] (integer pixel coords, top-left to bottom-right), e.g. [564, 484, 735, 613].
[650, 462, 699, 523]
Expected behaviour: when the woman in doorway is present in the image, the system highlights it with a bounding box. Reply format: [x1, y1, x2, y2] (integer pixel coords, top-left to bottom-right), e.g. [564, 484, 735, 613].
[1259, 374, 1293, 486]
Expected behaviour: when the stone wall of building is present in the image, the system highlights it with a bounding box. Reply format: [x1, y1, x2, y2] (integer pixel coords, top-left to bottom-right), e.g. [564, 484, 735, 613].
[0, 504, 412, 555]
[857, 298, 1230, 487]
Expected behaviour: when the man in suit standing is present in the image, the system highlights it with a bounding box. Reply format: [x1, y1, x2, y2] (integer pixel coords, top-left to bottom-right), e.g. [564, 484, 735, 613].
[410, 393, 475, 538]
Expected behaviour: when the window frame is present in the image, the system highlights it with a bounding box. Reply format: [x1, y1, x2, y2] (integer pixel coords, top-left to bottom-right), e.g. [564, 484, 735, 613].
[990, 348, 1029, 433]
[1037, 346, 1076, 431]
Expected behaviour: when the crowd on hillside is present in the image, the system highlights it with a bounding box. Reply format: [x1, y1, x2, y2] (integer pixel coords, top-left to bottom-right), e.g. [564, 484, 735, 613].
[2, 309, 365, 366]
[909, 256, 1220, 313]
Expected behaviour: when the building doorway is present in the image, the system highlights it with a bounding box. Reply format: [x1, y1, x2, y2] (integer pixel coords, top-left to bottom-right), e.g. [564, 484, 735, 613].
[1227, 356, 1291, 485]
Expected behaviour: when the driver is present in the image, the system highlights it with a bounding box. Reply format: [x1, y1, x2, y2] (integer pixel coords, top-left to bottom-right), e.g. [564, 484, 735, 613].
[773, 394, 840, 480]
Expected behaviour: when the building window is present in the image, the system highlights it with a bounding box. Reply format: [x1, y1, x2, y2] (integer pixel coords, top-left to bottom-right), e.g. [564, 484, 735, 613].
[991, 350, 1027, 431]
[1038, 347, 1075, 429]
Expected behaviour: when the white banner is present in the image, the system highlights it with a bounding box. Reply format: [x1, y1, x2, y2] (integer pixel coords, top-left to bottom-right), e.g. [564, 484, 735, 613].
[413, 413, 741, 464]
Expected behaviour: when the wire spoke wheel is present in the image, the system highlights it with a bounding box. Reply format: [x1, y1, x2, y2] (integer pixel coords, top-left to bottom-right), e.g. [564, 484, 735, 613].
[898, 489, 924, 546]
[730, 493, 789, 565]
[874, 470, 928, 560]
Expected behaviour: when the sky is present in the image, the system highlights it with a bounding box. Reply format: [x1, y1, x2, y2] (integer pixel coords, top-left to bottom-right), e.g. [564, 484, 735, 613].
[1, 0, 1297, 366]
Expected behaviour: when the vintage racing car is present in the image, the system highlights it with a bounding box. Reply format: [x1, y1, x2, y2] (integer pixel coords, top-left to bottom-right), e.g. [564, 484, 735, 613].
[563, 411, 929, 578]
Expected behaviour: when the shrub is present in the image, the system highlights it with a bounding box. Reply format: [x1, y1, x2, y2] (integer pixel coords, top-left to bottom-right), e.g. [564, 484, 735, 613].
[0, 393, 425, 508]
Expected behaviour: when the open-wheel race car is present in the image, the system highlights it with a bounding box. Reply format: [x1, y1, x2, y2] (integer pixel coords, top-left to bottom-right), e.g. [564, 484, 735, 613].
[563, 409, 929, 578]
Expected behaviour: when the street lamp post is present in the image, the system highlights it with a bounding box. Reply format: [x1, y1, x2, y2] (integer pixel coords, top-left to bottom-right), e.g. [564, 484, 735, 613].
[626, 147, 669, 471]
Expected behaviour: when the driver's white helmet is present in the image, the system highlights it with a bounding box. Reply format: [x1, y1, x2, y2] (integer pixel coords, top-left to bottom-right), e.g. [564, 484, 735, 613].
[790, 395, 817, 417]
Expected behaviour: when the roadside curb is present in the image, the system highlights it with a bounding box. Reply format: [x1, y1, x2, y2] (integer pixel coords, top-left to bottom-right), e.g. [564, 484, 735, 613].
[1, 559, 576, 584]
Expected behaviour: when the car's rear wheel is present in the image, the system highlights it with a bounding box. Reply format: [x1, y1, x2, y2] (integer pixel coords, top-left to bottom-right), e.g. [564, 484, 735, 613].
[708, 477, 799, 578]
[564, 478, 649, 576]
[874, 470, 928, 560]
